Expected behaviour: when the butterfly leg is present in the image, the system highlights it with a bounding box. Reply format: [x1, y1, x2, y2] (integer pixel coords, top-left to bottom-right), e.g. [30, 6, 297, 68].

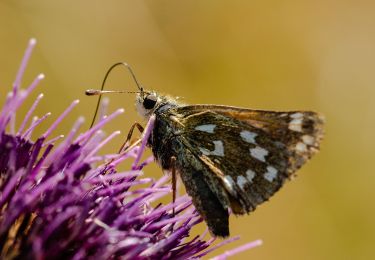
[165, 156, 177, 234]
[118, 122, 144, 153]
[102, 122, 144, 170]
[171, 156, 177, 217]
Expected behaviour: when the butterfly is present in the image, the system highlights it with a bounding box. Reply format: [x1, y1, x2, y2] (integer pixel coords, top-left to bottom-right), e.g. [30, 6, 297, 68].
[86, 63, 324, 237]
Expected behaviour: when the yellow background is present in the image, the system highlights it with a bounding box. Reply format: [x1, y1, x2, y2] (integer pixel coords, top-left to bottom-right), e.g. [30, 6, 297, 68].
[1, 1, 374, 259]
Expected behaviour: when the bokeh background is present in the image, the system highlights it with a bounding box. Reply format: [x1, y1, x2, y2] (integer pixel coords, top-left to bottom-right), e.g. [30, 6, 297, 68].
[1, 1, 374, 259]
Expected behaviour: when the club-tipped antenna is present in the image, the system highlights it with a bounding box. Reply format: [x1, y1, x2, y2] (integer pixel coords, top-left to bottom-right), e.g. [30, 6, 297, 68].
[87, 62, 143, 129]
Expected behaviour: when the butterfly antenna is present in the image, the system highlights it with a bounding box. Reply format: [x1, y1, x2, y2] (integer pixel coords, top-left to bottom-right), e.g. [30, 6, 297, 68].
[86, 62, 143, 129]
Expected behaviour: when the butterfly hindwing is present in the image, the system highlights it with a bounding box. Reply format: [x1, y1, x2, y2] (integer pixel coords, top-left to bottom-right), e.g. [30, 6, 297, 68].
[175, 147, 230, 237]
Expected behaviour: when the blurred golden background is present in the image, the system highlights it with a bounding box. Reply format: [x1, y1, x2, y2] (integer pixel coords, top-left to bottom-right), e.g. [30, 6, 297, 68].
[1, 1, 374, 259]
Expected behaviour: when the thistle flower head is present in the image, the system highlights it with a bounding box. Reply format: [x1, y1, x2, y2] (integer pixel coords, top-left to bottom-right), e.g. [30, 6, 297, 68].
[0, 39, 261, 259]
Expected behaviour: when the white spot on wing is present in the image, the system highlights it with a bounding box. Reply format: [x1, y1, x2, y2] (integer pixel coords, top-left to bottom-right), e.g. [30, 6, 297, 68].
[195, 124, 216, 133]
[302, 135, 314, 145]
[199, 140, 225, 157]
[223, 175, 236, 195]
[288, 118, 303, 132]
[295, 142, 307, 153]
[240, 130, 257, 144]
[264, 166, 278, 182]
[290, 112, 303, 119]
[237, 176, 248, 190]
[250, 146, 269, 162]
[212, 141, 224, 156]
[246, 169, 256, 182]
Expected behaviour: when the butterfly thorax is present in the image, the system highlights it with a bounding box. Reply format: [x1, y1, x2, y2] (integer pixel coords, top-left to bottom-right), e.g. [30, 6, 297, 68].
[136, 91, 183, 169]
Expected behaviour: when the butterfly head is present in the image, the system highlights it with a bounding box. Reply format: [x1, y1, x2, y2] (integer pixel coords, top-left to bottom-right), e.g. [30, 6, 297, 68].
[136, 90, 163, 119]
[136, 90, 181, 119]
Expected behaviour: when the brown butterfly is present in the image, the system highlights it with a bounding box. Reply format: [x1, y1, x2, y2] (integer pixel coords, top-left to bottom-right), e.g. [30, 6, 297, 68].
[86, 63, 324, 237]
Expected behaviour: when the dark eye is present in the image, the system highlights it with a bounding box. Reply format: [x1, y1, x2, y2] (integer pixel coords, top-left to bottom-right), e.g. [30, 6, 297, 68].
[143, 95, 157, 109]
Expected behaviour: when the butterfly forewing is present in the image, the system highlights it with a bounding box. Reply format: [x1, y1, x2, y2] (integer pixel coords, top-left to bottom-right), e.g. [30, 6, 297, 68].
[147, 95, 324, 237]
[176, 105, 324, 214]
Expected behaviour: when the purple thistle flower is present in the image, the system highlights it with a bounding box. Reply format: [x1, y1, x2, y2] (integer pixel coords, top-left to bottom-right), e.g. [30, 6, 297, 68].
[0, 39, 261, 259]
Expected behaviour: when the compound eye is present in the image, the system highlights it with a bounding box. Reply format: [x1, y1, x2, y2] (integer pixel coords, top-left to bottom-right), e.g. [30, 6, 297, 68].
[143, 94, 157, 109]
